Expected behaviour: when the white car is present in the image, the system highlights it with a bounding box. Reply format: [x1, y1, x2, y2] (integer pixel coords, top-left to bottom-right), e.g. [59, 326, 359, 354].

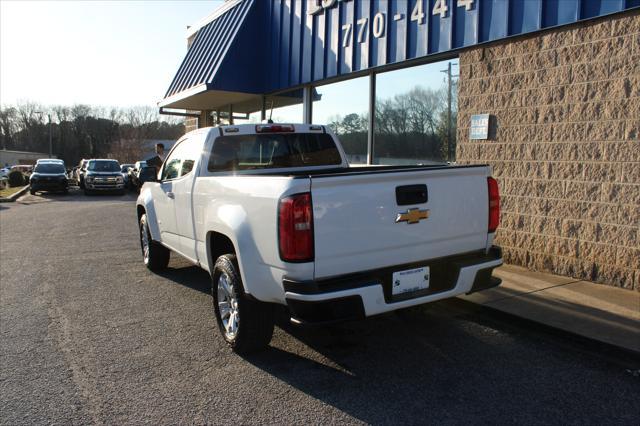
[137, 123, 503, 353]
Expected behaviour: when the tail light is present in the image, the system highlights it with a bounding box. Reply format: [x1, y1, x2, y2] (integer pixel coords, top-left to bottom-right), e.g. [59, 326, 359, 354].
[278, 193, 314, 262]
[487, 177, 500, 233]
[256, 124, 295, 133]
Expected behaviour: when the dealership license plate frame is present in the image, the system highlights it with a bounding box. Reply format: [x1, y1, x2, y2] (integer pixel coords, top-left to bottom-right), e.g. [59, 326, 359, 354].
[392, 266, 430, 296]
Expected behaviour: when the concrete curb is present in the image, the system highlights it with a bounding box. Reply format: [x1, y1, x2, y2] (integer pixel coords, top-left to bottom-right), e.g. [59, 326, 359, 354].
[0, 185, 29, 203]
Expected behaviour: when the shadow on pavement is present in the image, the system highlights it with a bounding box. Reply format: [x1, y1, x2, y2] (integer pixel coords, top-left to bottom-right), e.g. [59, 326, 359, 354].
[241, 304, 637, 423]
[19, 187, 137, 204]
[144, 257, 639, 423]
[156, 263, 211, 295]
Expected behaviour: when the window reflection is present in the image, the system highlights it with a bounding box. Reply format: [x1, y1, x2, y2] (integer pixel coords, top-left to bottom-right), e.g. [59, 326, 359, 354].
[374, 60, 458, 165]
[313, 77, 369, 165]
[266, 89, 304, 123]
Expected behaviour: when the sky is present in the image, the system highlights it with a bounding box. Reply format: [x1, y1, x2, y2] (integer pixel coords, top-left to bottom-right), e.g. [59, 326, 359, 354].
[0, 0, 456, 124]
[0, 0, 222, 107]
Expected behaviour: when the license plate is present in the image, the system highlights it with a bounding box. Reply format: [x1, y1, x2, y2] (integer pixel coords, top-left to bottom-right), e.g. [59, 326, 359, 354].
[392, 266, 430, 296]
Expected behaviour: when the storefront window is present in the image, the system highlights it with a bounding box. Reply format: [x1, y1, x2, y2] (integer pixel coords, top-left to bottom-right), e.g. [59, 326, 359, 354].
[229, 110, 262, 125]
[374, 60, 458, 165]
[265, 89, 304, 123]
[313, 76, 369, 165]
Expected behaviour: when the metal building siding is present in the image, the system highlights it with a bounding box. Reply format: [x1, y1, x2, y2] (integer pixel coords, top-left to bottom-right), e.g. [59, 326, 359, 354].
[163, 0, 255, 98]
[162, 0, 638, 103]
[263, 0, 637, 93]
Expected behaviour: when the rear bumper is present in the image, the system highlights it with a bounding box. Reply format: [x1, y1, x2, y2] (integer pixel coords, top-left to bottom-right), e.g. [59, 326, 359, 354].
[284, 246, 503, 325]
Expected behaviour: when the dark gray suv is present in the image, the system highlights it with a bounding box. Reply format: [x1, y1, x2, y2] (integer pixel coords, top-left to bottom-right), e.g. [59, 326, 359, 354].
[84, 159, 126, 195]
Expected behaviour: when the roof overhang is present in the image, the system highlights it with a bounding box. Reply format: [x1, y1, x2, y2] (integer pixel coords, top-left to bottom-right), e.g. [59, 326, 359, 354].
[159, 88, 310, 116]
[158, 84, 261, 113]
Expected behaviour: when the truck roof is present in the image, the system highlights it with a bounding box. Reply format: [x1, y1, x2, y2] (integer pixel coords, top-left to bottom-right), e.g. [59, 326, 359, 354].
[189, 123, 328, 138]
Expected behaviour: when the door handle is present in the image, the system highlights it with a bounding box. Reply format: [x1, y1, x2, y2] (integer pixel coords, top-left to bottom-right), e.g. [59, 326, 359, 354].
[167, 192, 175, 199]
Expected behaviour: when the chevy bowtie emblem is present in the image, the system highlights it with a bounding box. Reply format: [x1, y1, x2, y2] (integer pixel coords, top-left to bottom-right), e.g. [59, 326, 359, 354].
[396, 208, 430, 224]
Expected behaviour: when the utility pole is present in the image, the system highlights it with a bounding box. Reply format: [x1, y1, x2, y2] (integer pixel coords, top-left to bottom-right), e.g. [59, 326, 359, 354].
[48, 114, 52, 158]
[35, 111, 53, 158]
[441, 62, 458, 162]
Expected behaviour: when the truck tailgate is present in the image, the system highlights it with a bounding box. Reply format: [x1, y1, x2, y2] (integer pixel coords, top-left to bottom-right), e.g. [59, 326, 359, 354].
[311, 166, 490, 279]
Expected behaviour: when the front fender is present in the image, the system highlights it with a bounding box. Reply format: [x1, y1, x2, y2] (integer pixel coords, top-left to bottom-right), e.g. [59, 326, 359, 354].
[136, 187, 161, 242]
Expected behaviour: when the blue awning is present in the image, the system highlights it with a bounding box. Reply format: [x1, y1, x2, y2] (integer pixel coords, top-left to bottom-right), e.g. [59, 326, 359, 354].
[159, 0, 264, 111]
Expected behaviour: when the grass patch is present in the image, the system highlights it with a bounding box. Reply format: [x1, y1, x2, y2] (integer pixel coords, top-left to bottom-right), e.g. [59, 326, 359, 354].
[0, 185, 26, 198]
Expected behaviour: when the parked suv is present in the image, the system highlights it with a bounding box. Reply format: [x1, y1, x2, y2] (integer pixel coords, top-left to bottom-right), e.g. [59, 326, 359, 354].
[75, 159, 89, 188]
[120, 163, 134, 188]
[29, 161, 68, 195]
[84, 159, 125, 195]
[128, 160, 147, 190]
[130, 165, 157, 193]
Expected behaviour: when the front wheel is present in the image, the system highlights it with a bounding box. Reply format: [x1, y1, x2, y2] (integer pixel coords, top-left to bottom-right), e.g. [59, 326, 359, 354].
[212, 254, 274, 354]
[30, 188, 36, 195]
[139, 213, 170, 271]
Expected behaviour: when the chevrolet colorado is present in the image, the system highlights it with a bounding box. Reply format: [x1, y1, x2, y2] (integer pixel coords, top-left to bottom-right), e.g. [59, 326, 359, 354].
[136, 124, 503, 353]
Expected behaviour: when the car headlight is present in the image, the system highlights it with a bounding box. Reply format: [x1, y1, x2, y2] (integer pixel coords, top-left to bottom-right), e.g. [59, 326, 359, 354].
[116, 176, 124, 183]
[86, 177, 93, 183]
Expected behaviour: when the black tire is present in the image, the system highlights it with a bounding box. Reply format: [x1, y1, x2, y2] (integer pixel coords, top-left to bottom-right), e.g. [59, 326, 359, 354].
[212, 254, 274, 354]
[30, 189, 36, 195]
[139, 213, 170, 271]
[84, 189, 92, 196]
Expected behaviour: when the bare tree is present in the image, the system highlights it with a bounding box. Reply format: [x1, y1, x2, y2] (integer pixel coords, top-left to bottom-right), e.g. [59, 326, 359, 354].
[0, 106, 18, 150]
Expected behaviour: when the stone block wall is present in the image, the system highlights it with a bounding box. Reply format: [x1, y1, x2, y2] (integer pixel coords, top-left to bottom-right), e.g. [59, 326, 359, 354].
[185, 116, 198, 133]
[456, 10, 639, 290]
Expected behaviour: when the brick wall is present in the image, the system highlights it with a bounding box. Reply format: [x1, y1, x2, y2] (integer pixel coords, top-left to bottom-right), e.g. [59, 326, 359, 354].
[185, 116, 198, 133]
[456, 10, 639, 290]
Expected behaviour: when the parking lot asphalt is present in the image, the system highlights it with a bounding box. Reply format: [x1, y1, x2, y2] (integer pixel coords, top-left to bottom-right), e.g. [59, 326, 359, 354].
[1, 189, 639, 425]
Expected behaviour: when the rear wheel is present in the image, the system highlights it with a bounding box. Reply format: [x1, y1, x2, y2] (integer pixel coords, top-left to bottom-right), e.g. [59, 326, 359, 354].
[212, 254, 274, 354]
[139, 213, 170, 271]
[30, 188, 36, 195]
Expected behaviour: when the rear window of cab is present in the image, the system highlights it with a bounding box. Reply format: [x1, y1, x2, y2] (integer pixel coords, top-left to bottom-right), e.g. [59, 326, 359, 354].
[208, 133, 342, 172]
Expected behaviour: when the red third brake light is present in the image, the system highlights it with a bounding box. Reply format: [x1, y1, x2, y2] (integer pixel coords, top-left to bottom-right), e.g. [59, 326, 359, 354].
[278, 193, 314, 262]
[487, 177, 500, 233]
[256, 124, 295, 133]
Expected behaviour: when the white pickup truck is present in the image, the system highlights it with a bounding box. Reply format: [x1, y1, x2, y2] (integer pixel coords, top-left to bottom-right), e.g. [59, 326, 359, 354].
[137, 123, 503, 353]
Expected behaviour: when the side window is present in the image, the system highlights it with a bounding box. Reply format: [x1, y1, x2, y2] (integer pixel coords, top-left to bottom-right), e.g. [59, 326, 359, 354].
[181, 159, 194, 176]
[160, 136, 202, 180]
[179, 136, 203, 177]
[161, 139, 185, 181]
[161, 158, 181, 180]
